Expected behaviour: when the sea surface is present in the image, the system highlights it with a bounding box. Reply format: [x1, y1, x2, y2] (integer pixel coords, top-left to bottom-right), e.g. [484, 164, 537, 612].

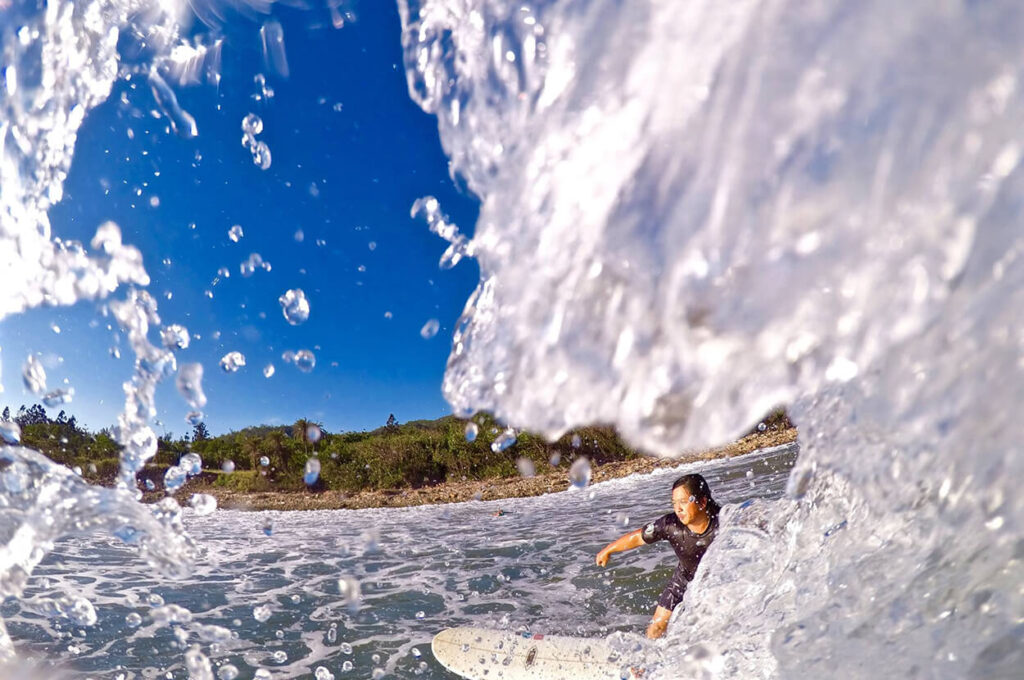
[3, 445, 797, 679]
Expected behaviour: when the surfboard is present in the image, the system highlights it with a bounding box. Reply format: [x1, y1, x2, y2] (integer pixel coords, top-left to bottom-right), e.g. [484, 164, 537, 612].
[431, 626, 641, 680]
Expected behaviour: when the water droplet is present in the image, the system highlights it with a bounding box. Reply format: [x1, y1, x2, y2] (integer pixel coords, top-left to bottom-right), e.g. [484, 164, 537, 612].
[263, 363, 275, 378]
[516, 457, 535, 478]
[304, 458, 321, 486]
[255, 670, 273, 680]
[464, 422, 478, 442]
[272, 651, 288, 663]
[42, 387, 74, 407]
[163, 465, 188, 493]
[415, 610, 426, 619]
[22, 355, 46, 395]
[190, 493, 217, 516]
[259, 20, 289, 78]
[241, 114, 263, 137]
[341, 643, 353, 655]
[176, 363, 207, 409]
[549, 452, 561, 466]
[757, 422, 767, 432]
[306, 424, 322, 443]
[253, 605, 272, 623]
[411, 195, 471, 269]
[411, 647, 422, 659]
[279, 289, 310, 325]
[368, 241, 376, 251]
[571, 434, 581, 449]
[228, 224, 244, 242]
[342, 661, 353, 671]
[160, 324, 190, 350]
[181, 453, 202, 476]
[220, 351, 246, 373]
[327, 627, 338, 643]
[259, 456, 270, 468]
[294, 349, 316, 373]
[615, 512, 629, 527]
[420, 319, 439, 339]
[338, 576, 361, 613]
[253, 73, 275, 100]
[125, 612, 142, 628]
[145, 479, 156, 491]
[148, 71, 198, 138]
[491, 428, 517, 453]
[218, 664, 240, 680]
[314, 667, 335, 680]
[240, 253, 268, 277]
[252, 141, 272, 170]
[569, 457, 592, 489]
[219, 460, 235, 475]
[0, 422, 21, 444]
[262, 518, 274, 536]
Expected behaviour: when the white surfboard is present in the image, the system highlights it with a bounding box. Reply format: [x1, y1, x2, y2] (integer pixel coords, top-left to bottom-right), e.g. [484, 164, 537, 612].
[431, 626, 641, 680]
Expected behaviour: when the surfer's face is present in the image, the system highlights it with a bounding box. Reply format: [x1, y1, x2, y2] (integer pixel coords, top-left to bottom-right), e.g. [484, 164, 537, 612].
[672, 486, 701, 524]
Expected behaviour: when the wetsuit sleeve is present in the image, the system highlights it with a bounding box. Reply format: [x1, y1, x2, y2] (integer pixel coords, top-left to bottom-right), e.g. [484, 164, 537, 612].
[640, 515, 668, 544]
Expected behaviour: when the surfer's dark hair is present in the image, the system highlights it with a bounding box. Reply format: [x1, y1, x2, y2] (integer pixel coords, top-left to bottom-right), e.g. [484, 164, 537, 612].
[671, 473, 712, 501]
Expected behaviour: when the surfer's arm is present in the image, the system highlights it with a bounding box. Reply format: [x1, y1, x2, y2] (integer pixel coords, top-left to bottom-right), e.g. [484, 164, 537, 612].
[596, 529, 646, 567]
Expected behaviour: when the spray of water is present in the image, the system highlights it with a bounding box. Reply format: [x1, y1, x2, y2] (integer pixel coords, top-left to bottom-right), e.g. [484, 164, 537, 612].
[0, 0, 205, 670]
[398, 0, 1023, 676]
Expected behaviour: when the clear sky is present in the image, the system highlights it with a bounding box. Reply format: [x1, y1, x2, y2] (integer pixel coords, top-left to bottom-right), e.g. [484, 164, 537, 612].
[0, 3, 481, 436]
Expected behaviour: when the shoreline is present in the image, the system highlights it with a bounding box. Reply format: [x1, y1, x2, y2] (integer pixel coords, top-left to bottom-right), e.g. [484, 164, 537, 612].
[175, 427, 798, 512]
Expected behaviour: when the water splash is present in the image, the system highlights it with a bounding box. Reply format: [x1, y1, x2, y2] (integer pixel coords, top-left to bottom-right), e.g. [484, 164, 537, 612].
[0, 446, 196, 663]
[399, 0, 1024, 676]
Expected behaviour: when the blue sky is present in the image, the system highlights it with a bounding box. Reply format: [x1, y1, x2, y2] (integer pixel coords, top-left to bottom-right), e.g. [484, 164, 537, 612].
[0, 3, 481, 436]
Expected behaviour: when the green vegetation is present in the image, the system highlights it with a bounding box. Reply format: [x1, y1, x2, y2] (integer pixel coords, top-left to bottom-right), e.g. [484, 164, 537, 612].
[1, 404, 644, 494]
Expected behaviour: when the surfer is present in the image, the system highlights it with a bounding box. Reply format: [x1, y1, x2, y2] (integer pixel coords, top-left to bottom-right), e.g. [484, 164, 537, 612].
[595, 473, 720, 639]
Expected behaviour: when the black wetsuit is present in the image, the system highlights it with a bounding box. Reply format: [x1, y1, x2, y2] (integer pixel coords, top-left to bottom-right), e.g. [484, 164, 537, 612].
[640, 501, 720, 610]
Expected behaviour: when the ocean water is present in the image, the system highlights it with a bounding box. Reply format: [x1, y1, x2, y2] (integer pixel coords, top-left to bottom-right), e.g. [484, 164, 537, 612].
[2, 0, 1023, 678]
[3, 445, 797, 679]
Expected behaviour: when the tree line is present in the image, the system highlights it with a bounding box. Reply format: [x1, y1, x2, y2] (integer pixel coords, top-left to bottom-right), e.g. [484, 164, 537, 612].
[1, 405, 645, 494]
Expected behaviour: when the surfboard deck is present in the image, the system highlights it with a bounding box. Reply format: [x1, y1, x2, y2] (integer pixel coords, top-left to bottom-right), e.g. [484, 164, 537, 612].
[431, 626, 641, 680]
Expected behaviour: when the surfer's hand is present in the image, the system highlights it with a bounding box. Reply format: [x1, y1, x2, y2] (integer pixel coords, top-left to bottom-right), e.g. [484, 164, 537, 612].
[596, 549, 611, 567]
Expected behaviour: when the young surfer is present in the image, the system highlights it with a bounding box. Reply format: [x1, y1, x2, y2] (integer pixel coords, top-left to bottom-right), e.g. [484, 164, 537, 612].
[595, 473, 721, 639]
